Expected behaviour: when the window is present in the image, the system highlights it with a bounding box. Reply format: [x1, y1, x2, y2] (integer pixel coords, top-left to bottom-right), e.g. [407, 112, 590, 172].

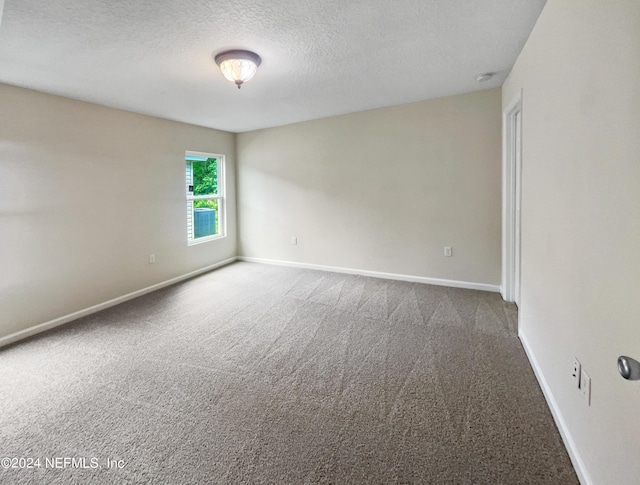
[185, 151, 225, 244]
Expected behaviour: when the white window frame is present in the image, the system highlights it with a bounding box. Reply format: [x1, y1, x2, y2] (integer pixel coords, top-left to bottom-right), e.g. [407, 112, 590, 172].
[186, 150, 226, 245]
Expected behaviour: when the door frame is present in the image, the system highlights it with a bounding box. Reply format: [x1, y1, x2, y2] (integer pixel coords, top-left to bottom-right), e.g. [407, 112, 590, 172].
[501, 90, 523, 304]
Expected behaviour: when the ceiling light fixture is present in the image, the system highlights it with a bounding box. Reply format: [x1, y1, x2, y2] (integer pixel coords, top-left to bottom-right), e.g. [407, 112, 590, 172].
[214, 50, 262, 89]
[475, 72, 494, 82]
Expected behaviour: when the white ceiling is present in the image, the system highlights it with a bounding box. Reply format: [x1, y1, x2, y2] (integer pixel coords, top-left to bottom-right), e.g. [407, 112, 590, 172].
[0, 0, 546, 133]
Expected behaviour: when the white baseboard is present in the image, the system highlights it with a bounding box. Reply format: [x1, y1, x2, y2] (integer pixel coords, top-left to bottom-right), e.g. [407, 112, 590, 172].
[0, 257, 238, 349]
[519, 328, 592, 485]
[237, 256, 500, 293]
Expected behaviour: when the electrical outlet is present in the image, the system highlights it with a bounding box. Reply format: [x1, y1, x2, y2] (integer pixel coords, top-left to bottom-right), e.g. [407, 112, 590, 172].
[580, 369, 591, 405]
[572, 358, 581, 388]
[444, 246, 452, 257]
[292, 236, 297, 245]
[149, 254, 156, 264]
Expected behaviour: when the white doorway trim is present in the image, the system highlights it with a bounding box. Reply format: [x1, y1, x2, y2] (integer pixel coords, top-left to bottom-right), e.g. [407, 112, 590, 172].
[502, 90, 523, 304]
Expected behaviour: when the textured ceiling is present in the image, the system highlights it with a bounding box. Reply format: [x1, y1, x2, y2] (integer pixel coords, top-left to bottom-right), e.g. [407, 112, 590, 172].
[0, 0, 546, 133]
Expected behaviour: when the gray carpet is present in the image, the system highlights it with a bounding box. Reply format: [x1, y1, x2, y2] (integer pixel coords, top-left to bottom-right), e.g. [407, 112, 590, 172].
[0, 262, 578, 484]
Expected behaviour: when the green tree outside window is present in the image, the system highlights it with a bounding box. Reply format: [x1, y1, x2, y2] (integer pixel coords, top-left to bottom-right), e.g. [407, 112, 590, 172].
[193, 158, 218, 211]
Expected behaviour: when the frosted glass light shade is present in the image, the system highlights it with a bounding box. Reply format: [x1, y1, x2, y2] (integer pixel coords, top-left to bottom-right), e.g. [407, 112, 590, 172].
[218, 59, 258, 84]
[214, 50, 262, 89]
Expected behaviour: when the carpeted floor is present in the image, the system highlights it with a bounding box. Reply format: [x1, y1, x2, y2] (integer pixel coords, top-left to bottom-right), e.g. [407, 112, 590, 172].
[0, 262, 578, 484]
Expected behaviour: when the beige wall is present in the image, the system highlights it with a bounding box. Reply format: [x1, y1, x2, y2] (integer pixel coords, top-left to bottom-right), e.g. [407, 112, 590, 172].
[237, 88, 502, 286]
[503, 1, 640, 483]
[0, 84, 236, 340]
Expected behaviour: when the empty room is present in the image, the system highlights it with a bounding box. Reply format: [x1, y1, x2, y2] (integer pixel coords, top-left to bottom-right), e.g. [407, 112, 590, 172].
[1, 1, 638, 484]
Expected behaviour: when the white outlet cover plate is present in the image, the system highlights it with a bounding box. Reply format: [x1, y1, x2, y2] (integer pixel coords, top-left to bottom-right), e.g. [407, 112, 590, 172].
[580, 369, 591, 405]
[572, 358, 581, 387]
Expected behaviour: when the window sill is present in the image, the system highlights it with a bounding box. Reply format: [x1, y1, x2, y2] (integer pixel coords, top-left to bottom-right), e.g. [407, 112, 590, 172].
[188, 234, 226, 246]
